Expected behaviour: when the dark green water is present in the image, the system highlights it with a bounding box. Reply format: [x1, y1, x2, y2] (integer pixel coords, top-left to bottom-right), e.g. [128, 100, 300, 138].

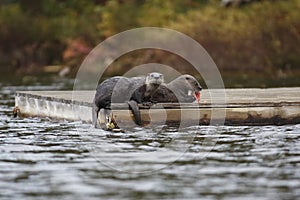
[0, 77, 299, 200]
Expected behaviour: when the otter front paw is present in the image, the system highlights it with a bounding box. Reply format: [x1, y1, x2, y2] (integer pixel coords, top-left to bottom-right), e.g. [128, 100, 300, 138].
[142, 102, 154, 107]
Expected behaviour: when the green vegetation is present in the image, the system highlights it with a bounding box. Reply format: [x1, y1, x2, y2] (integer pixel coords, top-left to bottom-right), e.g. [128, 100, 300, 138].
[0, 0, 299, 87]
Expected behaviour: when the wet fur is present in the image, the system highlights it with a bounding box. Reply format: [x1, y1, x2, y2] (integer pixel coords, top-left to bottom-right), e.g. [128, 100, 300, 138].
[151, 75, 202, 103]
[93, 73, 164, 127]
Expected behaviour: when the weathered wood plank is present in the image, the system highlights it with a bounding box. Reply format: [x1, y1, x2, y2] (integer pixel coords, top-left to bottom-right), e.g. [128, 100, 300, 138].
[15, 88, 300, 125]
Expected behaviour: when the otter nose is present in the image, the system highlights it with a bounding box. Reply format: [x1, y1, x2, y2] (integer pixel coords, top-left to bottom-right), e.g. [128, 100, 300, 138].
[151, 74, 163, 80]
[194, 83, 202, 91]
[152, 74, 160, 79]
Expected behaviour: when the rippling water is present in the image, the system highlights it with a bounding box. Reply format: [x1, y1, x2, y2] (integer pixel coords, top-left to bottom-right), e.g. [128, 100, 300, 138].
[0, 79, 299, 200]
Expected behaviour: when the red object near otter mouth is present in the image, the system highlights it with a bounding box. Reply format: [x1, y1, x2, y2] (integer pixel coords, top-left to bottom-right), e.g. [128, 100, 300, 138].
[194, 92, 201, 103]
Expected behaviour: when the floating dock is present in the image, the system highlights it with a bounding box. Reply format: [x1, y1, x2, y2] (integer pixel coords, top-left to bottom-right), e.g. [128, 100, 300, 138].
[15, 88, 300, 126]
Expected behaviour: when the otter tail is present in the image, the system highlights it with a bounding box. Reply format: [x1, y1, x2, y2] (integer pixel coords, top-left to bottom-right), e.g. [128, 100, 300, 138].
[127, 100, 142, 126]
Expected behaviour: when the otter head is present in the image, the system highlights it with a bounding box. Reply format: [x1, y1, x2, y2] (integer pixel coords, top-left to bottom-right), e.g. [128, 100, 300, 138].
[146, 72, 164, 86]
[182, 75, 202, 103]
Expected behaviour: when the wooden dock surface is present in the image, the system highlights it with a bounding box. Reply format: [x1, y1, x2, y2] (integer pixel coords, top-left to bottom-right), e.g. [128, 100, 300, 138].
[15, 88, 300, 126]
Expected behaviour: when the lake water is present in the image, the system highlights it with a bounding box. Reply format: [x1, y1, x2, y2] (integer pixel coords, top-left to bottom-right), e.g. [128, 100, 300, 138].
[0, 77, 299, 200]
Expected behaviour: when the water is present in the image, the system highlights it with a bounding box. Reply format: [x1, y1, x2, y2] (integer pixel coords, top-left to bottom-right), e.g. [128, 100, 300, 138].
[0, 78, 299, 200]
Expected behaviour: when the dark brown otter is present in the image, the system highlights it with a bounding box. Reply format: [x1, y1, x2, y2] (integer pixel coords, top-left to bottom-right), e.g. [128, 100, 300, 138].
[92, 72, 164, 129]
[151, 74, 202, 103]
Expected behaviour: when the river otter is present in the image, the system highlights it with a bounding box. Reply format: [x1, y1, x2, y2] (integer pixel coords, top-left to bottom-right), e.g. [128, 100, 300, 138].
[151, 74, 202, 103]
[130, 72, 164, 103]
[92, 72, 164, 129]
[127, 72, 164, 125]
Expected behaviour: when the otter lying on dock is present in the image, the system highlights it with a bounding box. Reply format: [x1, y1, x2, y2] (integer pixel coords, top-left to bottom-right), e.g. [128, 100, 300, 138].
[92, 72, 164, 129]
[151, 74, 202, 103]
[128, 72, 164, 125]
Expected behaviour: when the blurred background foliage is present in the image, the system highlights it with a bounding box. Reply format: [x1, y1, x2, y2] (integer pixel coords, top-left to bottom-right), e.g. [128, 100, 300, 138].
[0, 0, 299, 87]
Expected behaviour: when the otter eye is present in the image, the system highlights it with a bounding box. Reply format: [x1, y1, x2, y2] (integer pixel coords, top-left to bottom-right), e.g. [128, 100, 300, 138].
[185, 77, 190, 80]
